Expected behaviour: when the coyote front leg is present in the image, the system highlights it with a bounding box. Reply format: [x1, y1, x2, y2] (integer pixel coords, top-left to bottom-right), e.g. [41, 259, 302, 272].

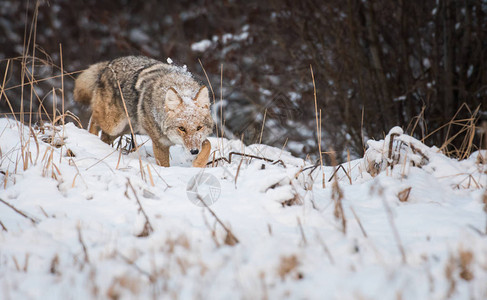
[152, 142, 170, 167]
[192, 139, 211, 168]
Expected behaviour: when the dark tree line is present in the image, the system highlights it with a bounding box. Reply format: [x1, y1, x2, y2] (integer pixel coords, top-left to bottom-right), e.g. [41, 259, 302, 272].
[1, 0, 486, 161]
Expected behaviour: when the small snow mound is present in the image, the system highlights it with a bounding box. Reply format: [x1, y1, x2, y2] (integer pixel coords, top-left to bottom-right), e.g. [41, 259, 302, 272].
[362, 126, 485, 189]
[364, 127, 430, 176]
[389, 126, 404, 135]
[266, 184, 295, 204]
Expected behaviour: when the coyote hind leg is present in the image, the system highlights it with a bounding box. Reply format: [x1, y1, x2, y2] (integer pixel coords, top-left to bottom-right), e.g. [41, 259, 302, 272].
[100, 131, 117, 145]
[88, 114, 118, 145]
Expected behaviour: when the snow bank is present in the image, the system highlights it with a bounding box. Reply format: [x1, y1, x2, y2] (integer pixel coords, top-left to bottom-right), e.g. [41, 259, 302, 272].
[1, 119, 486, 299]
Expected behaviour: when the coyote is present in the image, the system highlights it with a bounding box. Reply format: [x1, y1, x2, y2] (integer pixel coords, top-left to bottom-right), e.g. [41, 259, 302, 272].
[73, 56, 213, 167]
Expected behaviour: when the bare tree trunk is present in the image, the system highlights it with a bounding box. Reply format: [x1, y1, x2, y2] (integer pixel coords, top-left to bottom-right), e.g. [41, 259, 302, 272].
[442, 0, 454, 123]
[364, 1, 392, 130]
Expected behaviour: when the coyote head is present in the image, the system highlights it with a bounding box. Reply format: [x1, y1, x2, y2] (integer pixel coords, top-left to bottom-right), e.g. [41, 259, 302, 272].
[163, 86, 214, 155]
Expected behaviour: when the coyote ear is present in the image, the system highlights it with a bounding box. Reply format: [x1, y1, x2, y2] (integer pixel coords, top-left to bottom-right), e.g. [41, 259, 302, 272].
[194, 86, 210, 108]
[165, 88, 182, 112]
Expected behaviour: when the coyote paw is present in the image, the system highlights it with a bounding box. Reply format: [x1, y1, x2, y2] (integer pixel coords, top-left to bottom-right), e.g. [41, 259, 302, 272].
[192, 139, 211, 168]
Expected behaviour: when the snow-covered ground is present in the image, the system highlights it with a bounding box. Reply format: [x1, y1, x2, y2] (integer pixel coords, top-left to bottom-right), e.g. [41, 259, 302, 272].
[1, 118, 486, 299]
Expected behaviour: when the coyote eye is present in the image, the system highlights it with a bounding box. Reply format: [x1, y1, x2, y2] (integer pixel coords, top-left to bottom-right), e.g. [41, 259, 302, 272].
[196, 126, 202, 131]
[178, 126, 186, 132]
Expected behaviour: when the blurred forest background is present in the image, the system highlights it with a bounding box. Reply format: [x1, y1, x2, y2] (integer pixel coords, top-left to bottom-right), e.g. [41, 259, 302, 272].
[0, 0, 486, 162]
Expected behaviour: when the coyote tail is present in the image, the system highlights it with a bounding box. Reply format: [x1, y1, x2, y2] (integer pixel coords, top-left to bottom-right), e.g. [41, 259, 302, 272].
[73, 61, 108, 105]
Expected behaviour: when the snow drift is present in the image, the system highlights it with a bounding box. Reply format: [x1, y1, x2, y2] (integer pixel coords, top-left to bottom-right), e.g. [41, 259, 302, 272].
[0, 118, 486, 299]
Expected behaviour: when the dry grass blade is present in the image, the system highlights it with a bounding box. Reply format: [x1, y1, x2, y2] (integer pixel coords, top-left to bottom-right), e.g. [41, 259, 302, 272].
[332, 179, 346, 234]
[329, 151, 346, 234]
[28, 126, 40, 165]
[127, 179, 154, 237]
[361, 106, 365, 153]
[202, 210, 220, 247]
[219, 64, 224, 143]
[234, 156, 245, 187]
[49, 255, 59, 275]
[68, 158, 88, 189]
[297, 217, 307, 246]
[85, 149, 118, 172]
[350, 206, 367, 238]
[315, 232, 335, 265]
[3, 67, 81, 92]
[27, 1, 39, 129]
[0, 220, 7, 232]
[258, 108, 267, 145]
[114, 79, 148, 181]
[397, 187, 412, 202]
[1, 60, 19, 123]
[482, 189, 487, 234]
[382, 198, 407, 264]
[146, 164, 155, 187]
[420, 103, 480, 159]
[77, 224, 90, 264]
[197, 59, 220, 142]
[198, 59, 216, 106]
[328, 164, 352, 183]
[310, 65, 325, 188]
[199, 194, 239, 246]
[116, 251, 155, 282]
[0, 197, 39, 224]
[144, 162, 171, 189]
[407, 105, 426, 140]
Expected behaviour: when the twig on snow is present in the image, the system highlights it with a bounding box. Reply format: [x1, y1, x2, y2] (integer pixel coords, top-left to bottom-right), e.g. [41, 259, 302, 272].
[127, 178, 154, 237]
[77, 224, 90, 264]
[208, 151, 286, 168]
[0, 220, 7, 232]
[0, 198, 39, 224]
[199, 194, 239, 246]
[382, 198, 407, 264]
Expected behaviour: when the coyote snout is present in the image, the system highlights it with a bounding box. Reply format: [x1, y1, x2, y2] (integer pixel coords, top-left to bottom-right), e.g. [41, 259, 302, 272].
[73, 56, 214, 167]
